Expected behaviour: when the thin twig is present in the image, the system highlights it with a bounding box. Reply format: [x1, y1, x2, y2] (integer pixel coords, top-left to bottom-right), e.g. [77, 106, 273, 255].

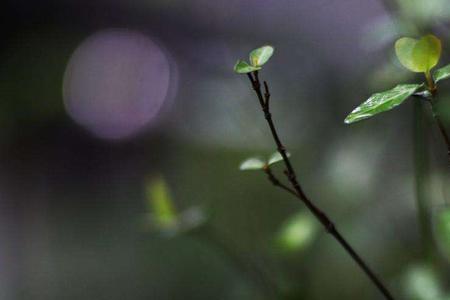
[192, 225, 282, 299]
[245, 70, 395, 300]
[264, 167, 297, 197]
[413, 100, 433, 259]
[414, 87, 450, 161]
[430, 101, 450, 160]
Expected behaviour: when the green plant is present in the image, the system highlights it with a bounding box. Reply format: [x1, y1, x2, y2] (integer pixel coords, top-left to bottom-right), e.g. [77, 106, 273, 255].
[345, 34, 450, 159]
[144, 176, 282, 298]
[343, 34, 450, 299]
[234, 46, 395, 300]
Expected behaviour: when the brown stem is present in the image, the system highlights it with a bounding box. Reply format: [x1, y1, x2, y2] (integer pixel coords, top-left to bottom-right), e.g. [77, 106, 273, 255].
[418, 73, 450, 161]
[429, 101, 450, 161]
[246, 71, 395, 300]
[192, 225, 282, 299]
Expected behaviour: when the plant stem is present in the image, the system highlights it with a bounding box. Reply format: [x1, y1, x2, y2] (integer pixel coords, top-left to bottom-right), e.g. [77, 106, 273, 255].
[192, 224, 283, 299]
[413, 100, 433, 258]
[422, 73, 450, 161]
[429, 101, 450, 160]
[245, 71, 395, 300]
[425, 71, 436, 94]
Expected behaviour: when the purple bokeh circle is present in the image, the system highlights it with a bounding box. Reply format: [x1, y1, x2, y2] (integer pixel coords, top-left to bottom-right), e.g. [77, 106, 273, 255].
[63, 29, 171, 139]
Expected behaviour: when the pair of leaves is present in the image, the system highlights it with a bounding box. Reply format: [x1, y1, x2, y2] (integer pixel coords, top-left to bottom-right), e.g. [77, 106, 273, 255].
[345, 34, 450, 124]
[240, 151, 289, 171]
[234, 45, 274, 74]
[145, 177, 206, 236]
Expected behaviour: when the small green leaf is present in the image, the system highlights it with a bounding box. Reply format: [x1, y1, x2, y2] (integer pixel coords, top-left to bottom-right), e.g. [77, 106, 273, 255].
[395, 35, 441, 73]
[276, 212, 318, 252]
[179, 206, 207, 232]
[403, 264, 444, 300]
[239, 157, 266, 170]
[249, 45, 274, 67]
[435, 208, 450, 261]
[146, 177, 178, 229]
[433, 64, 450, 83]
[345, 84, 422, 124]
[267, 151, 290, 165]
[233, 60, 261, 74]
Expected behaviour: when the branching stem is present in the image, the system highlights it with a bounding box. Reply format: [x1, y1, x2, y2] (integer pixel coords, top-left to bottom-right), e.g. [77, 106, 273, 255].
[419, 75, 450, 161]
[429, 101, 450, 160]
[245, 71, 395, 300]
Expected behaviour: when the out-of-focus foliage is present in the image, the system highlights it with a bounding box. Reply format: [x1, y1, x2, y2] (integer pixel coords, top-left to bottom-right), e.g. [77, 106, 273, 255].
[5, 0, 450, 299]
[146, 177, 179, 232]
[434, 207, 450, 262]
[145, 177, 206, 236]
[275, 211, 318, 253]
[397, 0, 450, 25]
[402, 264, 447, 300]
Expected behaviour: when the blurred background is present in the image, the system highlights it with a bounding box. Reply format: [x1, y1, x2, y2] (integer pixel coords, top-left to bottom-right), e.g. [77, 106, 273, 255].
[2, 0, 450, 299]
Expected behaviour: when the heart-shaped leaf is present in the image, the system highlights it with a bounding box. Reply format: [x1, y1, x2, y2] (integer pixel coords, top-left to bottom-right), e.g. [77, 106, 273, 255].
[433, 63, 450, 83]
[239, 157, 265, 171]
[249, 45, 274, 67]
[395, 35, 441, 73]
[345, 84, 423, 124]
[233, 60, 261, 74]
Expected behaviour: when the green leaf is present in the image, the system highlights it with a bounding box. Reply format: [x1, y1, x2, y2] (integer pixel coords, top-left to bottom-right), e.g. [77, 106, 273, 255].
[395, 35, 441, 73]
[345, 84, 422, 124]
[276, 212, 318, 252]
[433, 63, 450, 83]
[249, 45, 274, 67]
[233, 60, 261, 74]
[178, 206, 207, 232]
[403, 264, 444, 300]
[267, 151, 290, 165]
[146, 177, 178, 229]
[239, 157, 266, 171]
[435, 207, 450, 261]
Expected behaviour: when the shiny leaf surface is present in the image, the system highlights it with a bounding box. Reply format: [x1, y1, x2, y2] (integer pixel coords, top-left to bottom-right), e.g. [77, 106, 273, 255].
[434, 63, 450, 83]
[345, 84, 422, 124]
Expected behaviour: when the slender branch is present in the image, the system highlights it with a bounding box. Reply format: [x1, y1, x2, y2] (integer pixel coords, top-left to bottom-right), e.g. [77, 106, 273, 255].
[264, 167, 297, 197]
[415, 80, 450, 161]
[245, 71, 395, 300]
[192, 225, 282, 299]
[413, 100, 433, 258]
[429, 101, 450, 160]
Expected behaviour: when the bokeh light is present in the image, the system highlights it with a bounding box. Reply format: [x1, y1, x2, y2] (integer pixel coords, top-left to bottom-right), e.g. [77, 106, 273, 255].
[63, 29, 173, 140]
